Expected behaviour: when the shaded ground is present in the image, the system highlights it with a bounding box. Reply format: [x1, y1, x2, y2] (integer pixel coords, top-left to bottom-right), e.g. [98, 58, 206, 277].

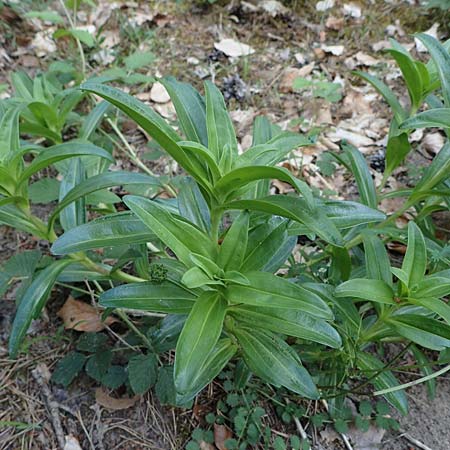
[1, 0, 450, 449]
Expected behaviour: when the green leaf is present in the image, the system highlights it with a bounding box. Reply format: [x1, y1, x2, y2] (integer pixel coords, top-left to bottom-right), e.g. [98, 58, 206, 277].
[415, 33, 450, 107]
[79, 101, 110, 140]
[102, 365, 127, 389]
[182, 267, 218, 289]
[99, 281, 197, 313]
[227, 271, 333, 319]
[69, 29, 95, 47]
[0, 204, 43, 236]
[86, 350, 112, 382]
[214, 166, 309, 201]
[362, 232, 393, 286]
[401, 221, 427, 289]
[9, 259, 72, 357]
[385, 129, 411, 178]
[178, 177, 210, 232]
[414, 275, 450, 298]
[234, 327, 319, 399]
[229, 305, 341, 348]
[356, 352, 408, 415]
[161, 77, 208, 146]
[0, 104, 22, 163]
[128, 353, 158, 394]
[176, 338, 237, 403]
[174, 292, 227, 396]
[335, 279, 395, 304]
[204, 80, 238, 169]
[400, 108, 450, 131]
[80, 83, 199, 177]
[18, 141, 113, 184]
[386, 314, 450, 350]
[124, 195, 217, 267]
[76, 333, 108, 352]
[386, 47, 423, 109]
[49, 171, 159, 231]
[59, 158, 86, 231]
[155, 366, 177, 405]
[29, 178, 60, 203]
[341, 142, 377, 209]
[354, 71, 407, 123]
[52, 212, 154, 254]
[217, 211, 249, 270]
[408, 296, 450, 325]
[223, 196, 344, 247]
[412, 142, 450, 197]
[25, 10, 64, 24]
[51, 352, 87, 387]
[124, 51, 155, 70]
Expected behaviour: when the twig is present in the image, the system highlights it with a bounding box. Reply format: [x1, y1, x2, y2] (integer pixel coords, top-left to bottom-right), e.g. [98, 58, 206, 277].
[286, 399, 308, 440]
[400, 431, 434, 450]
[31, 364, 65, 450]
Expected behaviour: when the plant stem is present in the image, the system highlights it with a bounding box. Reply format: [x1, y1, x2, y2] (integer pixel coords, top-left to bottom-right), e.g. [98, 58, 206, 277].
[115, 309, 154, 350]
[210, 208, 222, 242]
[58, 0, 86, 79]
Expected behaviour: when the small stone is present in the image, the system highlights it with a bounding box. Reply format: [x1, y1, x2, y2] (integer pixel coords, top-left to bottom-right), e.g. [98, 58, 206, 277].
[150, 82, 170, 103]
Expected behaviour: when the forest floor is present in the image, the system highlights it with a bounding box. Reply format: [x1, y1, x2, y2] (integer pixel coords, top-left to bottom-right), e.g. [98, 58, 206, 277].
[1, 0, 450, 449]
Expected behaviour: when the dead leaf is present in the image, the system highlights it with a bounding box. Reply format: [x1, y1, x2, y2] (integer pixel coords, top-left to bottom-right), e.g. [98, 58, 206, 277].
[214, 423, 233, 450]
[31, 29, 57, 57]
[279, 64, 315, 93]
[64, 435, 82, 450]
[321, 44, 345, 56]
[355, 51, 378, 66]
[415, 23, 439, 53]
[199, 442, 215, 450]
[260, 0, 288, 17]
[325, 16, 345, 31]
[214, 39, 255, 58]
[95, 388, 139, 410]
[327, 128, 374, 148]
[316, 0, 335, 12]
[57, 297, 117, 332]
[150, 82, 170, 103]
[346, 424, 385, 450]
[423, 132, 445, 155]
[343, 3, 362, 18]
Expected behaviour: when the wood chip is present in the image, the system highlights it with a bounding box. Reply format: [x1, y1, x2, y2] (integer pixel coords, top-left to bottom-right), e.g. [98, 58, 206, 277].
[95, 388, 139, 410]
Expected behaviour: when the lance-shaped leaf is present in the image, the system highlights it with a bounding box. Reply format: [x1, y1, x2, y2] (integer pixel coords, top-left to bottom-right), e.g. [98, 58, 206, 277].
[78, 100, 111, 140]
[214, 165, 310, 202]
[49, 171, 160, 230]
[242, 218, 289, 272]
[18, 141, 114, 184]
[99, 281, 197, 313]
[52, 212, 154, 254]
[0, 104, 22, 163]
[176, 338, 237, 403]
[400, 108, 450, 131]
[161, 76, 208, 146]
[222, 196, 344, 247]
[415, 33, 450, 107]
[402, 221, 427, 289]
[204, 80, 238, 169]
[385, 128, 411, 178]
[341, 142, 377, 209]
[229, 305, 341, 348]
[386, 47, 423, 110]
[407, 296, 450, 325]
[227, 271, 332, 319]
[233, 327, 319, 399]
[414, 275, 450, 299]
[385, 314, 450, 350]
[59, 158, 86, 231]
[0, 204, 44, 237]
[177, 177, 210, 232]
[356, 352, 408, 415]
[9, 259, 72, 357]
[217, 211, 249, 270]
[412, 142, 450, 197]
[354, 71, 407, 123]
[335, 279, 395, 304]
[80, 83, 200, 176]
[124, 195, 217, 267]
[363, 232, 393, 287]
[174, 292, 227, 395]
[410, 345, 436, 400]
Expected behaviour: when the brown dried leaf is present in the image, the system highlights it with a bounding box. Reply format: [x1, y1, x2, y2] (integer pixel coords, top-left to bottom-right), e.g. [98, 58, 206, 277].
[279, 64, 315, 93]
[95, 388, 139, 410]
[199, 442, 215, 450]
[214, 423, 233, 450]
[57, 297, 117, 332]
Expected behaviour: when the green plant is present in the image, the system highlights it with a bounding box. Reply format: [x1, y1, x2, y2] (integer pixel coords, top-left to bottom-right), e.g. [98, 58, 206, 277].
[2, 33, 450, 429]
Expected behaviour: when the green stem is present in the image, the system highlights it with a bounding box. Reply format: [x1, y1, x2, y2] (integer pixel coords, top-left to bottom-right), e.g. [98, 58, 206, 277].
[115, 309, 154, 350]
[210, 208, 222, 243]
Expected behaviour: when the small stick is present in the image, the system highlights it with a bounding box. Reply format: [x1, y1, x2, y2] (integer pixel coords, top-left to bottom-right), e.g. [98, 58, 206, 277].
[401, 431, 434, 450]
[31, 364, 65, 450]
